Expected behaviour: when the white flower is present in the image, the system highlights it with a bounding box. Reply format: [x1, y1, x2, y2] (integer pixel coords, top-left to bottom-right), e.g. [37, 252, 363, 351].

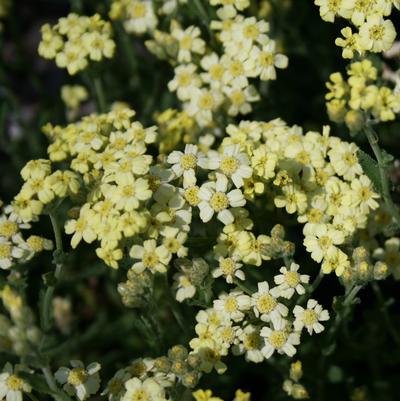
[293, 299, 330, 335]
[232, 325, 264, 363]
[251, 281, 288, 324]
[171, 25, 205, 63]
[0, 363, 31, 401]
[198, 174, 246, 225]
[0, 237, 26, 270]
[130, 239, 171, 273]
[55, 360, 101, 401]
[213, 290, 251, 322]
[212, 256, 245, 283]
[102, 368, 131, 401]
[167, 144, 207, 188]
[208, 144, 252, 188]
[303, 224, 345, 263]
[173, 273, 196, 302]
[261, 319, 300, 358]
[273, 263, 310, 299]
[121, 377, 167, 401]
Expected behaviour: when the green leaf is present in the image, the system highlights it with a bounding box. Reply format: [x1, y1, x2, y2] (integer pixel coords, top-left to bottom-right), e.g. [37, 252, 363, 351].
[381, 149, 394, 166]
[358, 149, 383, 193]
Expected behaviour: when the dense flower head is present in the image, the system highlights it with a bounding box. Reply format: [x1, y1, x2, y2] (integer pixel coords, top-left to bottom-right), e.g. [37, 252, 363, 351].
[38, 13, 115, 74]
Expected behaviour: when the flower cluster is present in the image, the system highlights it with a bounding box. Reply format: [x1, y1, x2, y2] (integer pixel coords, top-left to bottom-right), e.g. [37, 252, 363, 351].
[38, 13, 115, 75]
[147, 3, 287, 126]
[109, 0, 158, 35]
[0, 285, 42, 357]
[314, 0, 398, 57]
[282, 360, 309, 399]
[326, 59, 400, 127]
[0, 202, 53, 270]
[189, 264, 329, 372]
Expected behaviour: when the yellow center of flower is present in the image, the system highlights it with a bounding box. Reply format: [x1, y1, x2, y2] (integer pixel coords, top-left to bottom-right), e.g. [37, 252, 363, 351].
[27, 236, 45, 252]
[268, 330, 287, 349]
[229, 61, 244, 77]
[0, 221, 18, 237]
[122, 185, 134, 197]
[210, 192, 229, 212]
[369, 25, 384, 41]
[344, 152, 357, 166]
[259, 52, 273, 67]
[198, 93, 214, 110]
[68, 368, 87, 386]
[180, 35, 193, 50]
[220, 326, 235, 343]
[0, 243, 12, 258]
[7, 375, 24, 391]
[220, 156, 239, 176]
[231, 91, 245, 106]
[296, 151, 310, 165]
[243, 332, 261, 350]
[177, 72, 192, 87]
[143, 252, 158, 268]
[307, 208, 323, 223]
[302, 310, 318, 325]
[243, 25, 259, 40]
[210, 64, 224, 80]
[224, 296, 238, 312]
[164, 238, 180, 253]
[180, 154, 197, 170]
[131, 3, 146, 18]
[318, 236, 332, 250]
[359, 186, 372, 201]
[108, 378, 124, 395]
[256, 294, 277, 313]
[184, 186, 200, 206]
[220, 258, 236, 275]
[285, 271, 300, 287]
[131, 389, 150, 401]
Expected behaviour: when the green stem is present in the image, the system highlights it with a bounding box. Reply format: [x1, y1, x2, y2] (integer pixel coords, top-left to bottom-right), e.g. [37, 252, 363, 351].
[371, 281, 400, 347]
[27, 393, 40, 401]
[298, 270, 324, 305]
[365, 124, 400, 227]
[93, 75, 107, 113]
[233, 279, 253, 295]
[114, 22, 138, 75]
[192, 0, 212, 37]
[42, 366, 72, 401]
[41, 213, 64, 331]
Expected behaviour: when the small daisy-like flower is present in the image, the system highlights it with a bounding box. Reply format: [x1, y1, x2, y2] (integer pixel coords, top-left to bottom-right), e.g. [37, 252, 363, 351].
[233, 324, 264, 363]
[303, 224, 345, 263]
[359, 14, 396, 53]
[55, 360, 101, 401]
[0, 363, 31, 401]
[121, 377, 167, 401]
[101, 368, 131, 401]
[251, 281, 288, 324]
[274, 263, 310, 299]
[167, 144, 207, 188]
[212, 256, 245, 283]
[208, 144, 253, 188]
[173, 272, 196, 302]
[213, 290, 251, 322]
[198, 174, 246, 225]
[130, 239, 171, 274]
[293, 299, 330, 335]
[260, 319, 300, 358]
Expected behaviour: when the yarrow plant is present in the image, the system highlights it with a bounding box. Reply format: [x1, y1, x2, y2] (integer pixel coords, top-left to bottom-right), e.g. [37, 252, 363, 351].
[1, 0, 400, 400]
